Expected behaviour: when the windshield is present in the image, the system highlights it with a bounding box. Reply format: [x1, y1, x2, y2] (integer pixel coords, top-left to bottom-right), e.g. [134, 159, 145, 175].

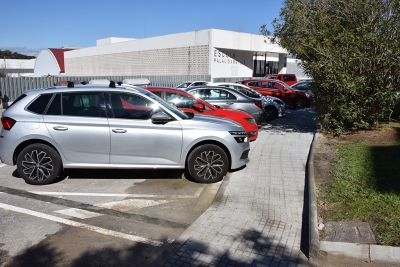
[239, 87, 261, 98]
[176, 82, 192, 89]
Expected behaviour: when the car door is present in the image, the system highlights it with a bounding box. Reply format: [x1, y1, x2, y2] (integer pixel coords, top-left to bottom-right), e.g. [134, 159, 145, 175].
[44, 92, 110, 164]
[106, 91, 183, 165]
[188, 88, 238, 109]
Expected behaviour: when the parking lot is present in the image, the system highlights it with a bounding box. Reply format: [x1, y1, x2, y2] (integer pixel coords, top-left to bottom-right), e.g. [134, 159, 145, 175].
[0, 165, 222, 266]
[0, 108, 317, 267]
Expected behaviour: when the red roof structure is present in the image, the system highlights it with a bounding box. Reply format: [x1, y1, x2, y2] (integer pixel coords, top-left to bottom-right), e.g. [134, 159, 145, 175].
[47, 48, 74, 73]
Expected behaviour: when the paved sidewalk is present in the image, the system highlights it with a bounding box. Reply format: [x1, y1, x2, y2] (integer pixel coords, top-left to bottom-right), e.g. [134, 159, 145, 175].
[160, 130, 315, 267]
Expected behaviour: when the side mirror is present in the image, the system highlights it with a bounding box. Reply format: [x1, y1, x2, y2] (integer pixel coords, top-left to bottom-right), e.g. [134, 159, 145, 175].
[192, 103, 204, 112]
[151, 112, 171, 124]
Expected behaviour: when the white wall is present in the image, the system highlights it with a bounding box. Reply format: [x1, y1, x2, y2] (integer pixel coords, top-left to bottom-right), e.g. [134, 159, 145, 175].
[34, 49, 60, 76]
[211, 48, 253, 78]
[0, 59, 35, 77]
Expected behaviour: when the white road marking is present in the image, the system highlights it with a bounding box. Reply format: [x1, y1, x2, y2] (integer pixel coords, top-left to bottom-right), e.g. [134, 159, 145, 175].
[0, 164, 6, 168]
[54, 208, 102, 219]
[0, 203, 163, 246]
[96, 199, 170, 211]
[30, 190, 204, 199]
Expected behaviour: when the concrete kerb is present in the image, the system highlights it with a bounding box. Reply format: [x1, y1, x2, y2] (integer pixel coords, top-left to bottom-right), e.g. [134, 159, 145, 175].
[308, 132, 400, 265]
[308, 132, 320, 259]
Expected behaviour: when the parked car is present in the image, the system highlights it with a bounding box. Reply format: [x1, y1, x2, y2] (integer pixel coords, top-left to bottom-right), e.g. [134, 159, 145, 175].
[291, 81, 314, 96]
[0, 82, 250, 185]
[144, 87, 259, 141]
[241, 79, 314, 109]
[183, 86, 266, 125]
[264, 74, 298, 86]
[176, 81, 209, 89]
[208, 82, 285, 121]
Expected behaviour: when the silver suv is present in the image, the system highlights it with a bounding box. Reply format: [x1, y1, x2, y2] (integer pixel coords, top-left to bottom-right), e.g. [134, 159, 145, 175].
[0, 83, 250, 185]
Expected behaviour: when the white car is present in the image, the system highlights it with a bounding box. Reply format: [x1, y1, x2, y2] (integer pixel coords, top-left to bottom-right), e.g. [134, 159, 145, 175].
[176, 81, 209, 89]
[208, 82, 286, 121]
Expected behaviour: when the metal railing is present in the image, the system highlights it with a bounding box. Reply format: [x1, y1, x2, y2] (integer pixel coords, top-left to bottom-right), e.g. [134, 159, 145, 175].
[0, 75, 212, 102]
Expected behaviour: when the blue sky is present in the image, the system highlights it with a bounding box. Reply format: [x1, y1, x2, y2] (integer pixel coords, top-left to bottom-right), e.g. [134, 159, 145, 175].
[1, 0, 283, 56]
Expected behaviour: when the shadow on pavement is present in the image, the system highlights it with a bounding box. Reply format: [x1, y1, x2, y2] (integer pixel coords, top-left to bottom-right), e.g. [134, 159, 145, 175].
[262, 108, 318, 133]
[2, 228, 306, 267]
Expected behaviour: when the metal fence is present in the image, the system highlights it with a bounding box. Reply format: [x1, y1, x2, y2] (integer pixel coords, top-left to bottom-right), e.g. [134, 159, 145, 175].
[0, 75, 212, 102]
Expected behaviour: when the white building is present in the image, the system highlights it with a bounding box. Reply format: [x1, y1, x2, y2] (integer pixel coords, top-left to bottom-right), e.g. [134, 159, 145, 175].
[1, 58, 35, 77]
[63, 29, 291, 80]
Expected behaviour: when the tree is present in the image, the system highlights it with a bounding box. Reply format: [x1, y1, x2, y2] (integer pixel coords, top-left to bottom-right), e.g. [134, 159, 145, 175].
[262, 0, 400, 134]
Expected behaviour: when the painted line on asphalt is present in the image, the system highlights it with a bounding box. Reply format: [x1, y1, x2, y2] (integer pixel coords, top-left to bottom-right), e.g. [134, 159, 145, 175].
[0, 202, 163, 246]
[30, 189, 204, 199]
[54, 208, 103, 219]
[0, 164, 6, 168]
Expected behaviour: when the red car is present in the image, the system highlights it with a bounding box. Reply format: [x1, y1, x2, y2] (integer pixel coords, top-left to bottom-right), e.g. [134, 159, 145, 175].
[145, 87, 259, 141]
[241, 79, 314, 109]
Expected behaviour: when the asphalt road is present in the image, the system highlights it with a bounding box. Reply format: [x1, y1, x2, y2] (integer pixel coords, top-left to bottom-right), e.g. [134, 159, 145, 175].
[0, 166, 221, 267]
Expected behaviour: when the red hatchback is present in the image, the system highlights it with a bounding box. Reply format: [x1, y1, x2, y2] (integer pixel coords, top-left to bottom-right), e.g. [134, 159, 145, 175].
[241, 79, 314, 109]
[145, 87, 259, 141]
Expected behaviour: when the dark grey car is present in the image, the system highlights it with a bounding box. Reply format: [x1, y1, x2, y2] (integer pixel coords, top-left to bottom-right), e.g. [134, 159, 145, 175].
[183, 86, 266, 124]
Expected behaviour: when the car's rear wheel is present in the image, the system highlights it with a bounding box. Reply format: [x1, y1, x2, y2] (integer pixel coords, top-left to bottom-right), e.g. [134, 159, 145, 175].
[264, 106, 278, 121]
[187, 144, 229, 183]
[17, 144, 62, 185]
[293, 98, 307, 109]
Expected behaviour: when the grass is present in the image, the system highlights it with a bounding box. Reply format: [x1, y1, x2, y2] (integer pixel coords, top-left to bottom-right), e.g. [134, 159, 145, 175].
[326, 137, 400, 246]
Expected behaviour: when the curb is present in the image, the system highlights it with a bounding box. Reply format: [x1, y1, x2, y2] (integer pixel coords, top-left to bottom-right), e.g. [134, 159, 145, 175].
[308, 132, 400, 265]
[308, 132, 319, 259]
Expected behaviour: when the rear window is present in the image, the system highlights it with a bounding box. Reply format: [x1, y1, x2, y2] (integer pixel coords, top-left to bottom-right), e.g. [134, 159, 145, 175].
[6, 94, 27, 110]
[26, 94, 53, 114]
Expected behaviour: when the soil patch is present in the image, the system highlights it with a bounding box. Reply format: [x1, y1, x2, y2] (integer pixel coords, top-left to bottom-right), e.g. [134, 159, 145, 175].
[313, 124, 400, 239]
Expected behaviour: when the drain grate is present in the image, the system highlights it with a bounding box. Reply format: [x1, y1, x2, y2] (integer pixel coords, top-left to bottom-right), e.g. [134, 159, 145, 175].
[322, 220, 377, 244]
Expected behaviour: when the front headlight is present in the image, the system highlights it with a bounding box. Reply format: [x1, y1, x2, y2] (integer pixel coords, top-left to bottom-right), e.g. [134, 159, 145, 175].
[229, 131, 248, 143]
[244, 118, 256, 125]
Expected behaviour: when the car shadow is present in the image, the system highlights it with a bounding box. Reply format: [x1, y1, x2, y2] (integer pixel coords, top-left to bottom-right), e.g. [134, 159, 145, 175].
[261, 108, 318, 133]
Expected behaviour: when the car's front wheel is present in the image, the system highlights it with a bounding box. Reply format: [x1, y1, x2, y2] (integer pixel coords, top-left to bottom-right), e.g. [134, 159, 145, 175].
[187, 144, 229, 183]
[17, 144, 62, 185]
[264, 106, 278, 121]
[293, 98, 307, 109]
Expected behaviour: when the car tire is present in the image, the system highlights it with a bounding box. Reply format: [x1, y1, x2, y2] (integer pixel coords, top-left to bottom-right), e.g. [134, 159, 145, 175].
[264, 106, 278, 121]
[17, 144, 62, 185]
[187, 144, 229, 183]
[293, 98, 307, 109]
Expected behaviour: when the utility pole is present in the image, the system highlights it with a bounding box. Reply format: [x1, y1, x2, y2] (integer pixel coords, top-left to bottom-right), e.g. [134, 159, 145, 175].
[3, 56, 6, 77]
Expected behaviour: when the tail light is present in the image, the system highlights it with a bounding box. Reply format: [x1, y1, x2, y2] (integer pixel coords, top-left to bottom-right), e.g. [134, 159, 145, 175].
[1, 117, 17, 130]
[255, 101, 263, 110]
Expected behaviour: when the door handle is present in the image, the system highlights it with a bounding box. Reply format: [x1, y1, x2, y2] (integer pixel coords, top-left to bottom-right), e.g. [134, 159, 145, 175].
[226, 102, 234, 105]
[53, 126, 68, 131]
[112, 129, 127, 133]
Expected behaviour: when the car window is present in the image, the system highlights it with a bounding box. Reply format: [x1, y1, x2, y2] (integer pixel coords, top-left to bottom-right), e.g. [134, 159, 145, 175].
[272, 82, 284, 90]
[293, 82, 310, 90]
[188, 89, 208, 99]
[176, 82, 192, 89]
[208, 89, 236, 100]
[260, 81, 272, 88]
[193, 82, 206, 86]
[46, 94, 61, 115]
[234, 86, 260, 98]
[62, 92, 105, 117]
[284, 75, 296, 82]
[247, 81, 259, 87]
[26, 94, 53, 114]
[152, 91, 163, 98]
[166, 92, 199, 108]
[109, 92, 156, 120]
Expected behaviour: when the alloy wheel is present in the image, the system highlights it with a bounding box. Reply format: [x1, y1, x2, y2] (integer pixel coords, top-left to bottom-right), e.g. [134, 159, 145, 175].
[21, 150, 53, 181]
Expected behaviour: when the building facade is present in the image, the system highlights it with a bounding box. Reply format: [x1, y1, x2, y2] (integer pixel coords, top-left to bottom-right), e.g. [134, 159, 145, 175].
[63, 29, 291, 80]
